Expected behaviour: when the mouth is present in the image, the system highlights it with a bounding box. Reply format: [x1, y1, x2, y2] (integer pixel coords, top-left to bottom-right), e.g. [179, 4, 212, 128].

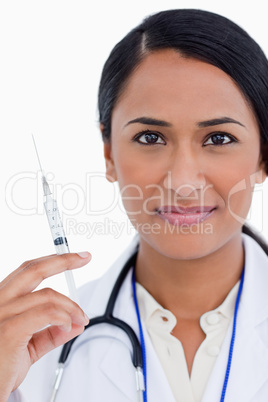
[156, 205, 217, 226]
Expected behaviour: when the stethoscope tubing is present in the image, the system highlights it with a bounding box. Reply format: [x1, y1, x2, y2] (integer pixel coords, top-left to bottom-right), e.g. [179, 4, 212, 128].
[59, 251, 142, 367]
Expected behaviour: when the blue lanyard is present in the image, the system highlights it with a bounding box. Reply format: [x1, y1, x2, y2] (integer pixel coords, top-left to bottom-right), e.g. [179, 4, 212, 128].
[220, 267, 245, 401]
[132, 268, 148, 402]
[132, 267, 245, 402]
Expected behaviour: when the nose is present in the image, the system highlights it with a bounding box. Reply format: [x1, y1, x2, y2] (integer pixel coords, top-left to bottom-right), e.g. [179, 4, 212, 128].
[163, 148, 206, 197]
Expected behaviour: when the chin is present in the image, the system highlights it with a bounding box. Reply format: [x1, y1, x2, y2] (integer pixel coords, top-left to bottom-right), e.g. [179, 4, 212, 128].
[140, 230, 218, 261]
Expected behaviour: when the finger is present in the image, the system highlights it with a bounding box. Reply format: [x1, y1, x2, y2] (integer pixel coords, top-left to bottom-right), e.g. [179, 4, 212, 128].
[0, 288, 88, 325]
[28, 323, 85, 364]
[0, 255, 55, 288]
[1, 302, 89, 352]
[1, 252, 91, 298]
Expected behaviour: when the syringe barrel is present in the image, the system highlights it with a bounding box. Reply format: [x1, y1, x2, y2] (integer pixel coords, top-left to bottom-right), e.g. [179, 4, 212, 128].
[44, 195, 79, 305]
[44, 196, 70, 254]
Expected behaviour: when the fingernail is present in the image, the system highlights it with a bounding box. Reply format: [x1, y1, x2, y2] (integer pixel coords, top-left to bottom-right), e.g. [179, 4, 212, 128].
[84, 312, 90, 324]
[74, 313, 89, 326]
[77, 251, 91, 259]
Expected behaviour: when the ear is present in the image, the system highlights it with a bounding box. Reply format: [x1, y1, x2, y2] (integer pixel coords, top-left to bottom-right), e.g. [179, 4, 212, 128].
[101, 125, 117, 183]
[254, 160, 267, 185]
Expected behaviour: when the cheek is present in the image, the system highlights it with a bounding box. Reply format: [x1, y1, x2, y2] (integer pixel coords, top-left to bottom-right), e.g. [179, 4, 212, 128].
[224, 177, 254, 224]
[114, 151, 165, 216]
[113, 139, 162, 185]
[210, 153, 258, 222]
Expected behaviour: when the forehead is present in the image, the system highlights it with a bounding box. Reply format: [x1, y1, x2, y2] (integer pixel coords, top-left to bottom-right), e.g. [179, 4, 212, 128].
[112, 49, 258, 132]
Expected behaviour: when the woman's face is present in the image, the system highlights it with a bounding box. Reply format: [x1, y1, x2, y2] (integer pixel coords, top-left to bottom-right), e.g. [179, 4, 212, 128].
[104, 49, 266, 260]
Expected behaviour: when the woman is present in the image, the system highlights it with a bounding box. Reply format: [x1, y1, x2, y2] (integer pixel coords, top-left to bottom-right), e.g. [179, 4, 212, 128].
[2, 8, 268, 402]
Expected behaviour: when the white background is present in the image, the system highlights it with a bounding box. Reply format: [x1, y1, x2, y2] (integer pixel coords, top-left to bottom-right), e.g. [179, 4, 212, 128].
[1, 0, 268, 297]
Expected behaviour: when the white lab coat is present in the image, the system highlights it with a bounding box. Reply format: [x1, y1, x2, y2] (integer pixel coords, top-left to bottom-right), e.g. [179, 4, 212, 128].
[9, 233, 268, 402]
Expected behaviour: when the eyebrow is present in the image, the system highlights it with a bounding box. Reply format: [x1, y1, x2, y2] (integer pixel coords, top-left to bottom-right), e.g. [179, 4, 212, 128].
[124, 116, 245, 129]
[125, 117, 172, 128]
[197, 117, 245, 128]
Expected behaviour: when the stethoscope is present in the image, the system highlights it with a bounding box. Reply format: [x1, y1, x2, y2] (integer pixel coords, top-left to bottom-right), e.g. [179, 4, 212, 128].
[50, 248, 245, 402]
[50, 250, 146, 402]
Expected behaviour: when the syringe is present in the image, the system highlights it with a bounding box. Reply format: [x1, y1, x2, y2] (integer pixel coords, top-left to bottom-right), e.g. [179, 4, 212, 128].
[32, 135, 80, 305]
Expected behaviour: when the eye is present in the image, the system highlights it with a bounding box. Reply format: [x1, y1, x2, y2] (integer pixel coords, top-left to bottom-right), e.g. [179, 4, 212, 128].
[133, 130, 166, 145]
[203, 132, 237, 146]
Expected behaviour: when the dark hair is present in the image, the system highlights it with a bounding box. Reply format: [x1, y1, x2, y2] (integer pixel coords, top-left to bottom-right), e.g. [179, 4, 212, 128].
[98, 8, 268, 254]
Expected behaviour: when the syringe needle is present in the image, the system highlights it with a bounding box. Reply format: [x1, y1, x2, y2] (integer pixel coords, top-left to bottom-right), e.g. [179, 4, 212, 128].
[32, 134, 44, 174]
[32, 134, 52, 196]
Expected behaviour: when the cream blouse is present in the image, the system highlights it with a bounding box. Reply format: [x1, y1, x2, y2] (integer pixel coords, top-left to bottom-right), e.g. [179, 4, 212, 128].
[136, 281, 240, 402]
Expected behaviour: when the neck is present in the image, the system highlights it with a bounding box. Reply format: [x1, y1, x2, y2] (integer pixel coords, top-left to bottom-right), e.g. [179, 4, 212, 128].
[135, 233, 244, 320]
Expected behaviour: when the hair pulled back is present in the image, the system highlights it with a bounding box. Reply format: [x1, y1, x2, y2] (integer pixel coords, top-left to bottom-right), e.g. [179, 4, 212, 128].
[98, 9, 268, 253]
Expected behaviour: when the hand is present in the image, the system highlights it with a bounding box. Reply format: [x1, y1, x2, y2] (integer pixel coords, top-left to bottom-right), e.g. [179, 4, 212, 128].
[0, 252, 91, 402]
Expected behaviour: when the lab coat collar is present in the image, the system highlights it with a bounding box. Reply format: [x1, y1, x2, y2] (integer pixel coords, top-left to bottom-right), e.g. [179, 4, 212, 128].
[202, 234, 268, 402]
[239, 234, 268, 328]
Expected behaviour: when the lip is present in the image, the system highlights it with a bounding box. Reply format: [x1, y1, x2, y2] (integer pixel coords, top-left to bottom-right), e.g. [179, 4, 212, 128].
[156, 205, 217, 226]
